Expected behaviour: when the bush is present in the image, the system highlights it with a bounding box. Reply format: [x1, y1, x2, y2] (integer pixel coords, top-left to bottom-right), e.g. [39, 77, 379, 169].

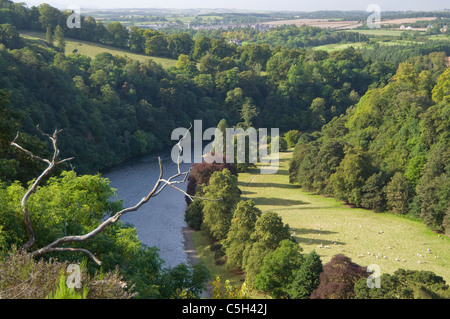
[354, 269, 449, 299]
[0, 248, 136, 299]
[284, 130, 301, 148]
[254, 239, 303, 298]
[184, 199, 204, 230]
[311, 254, 366, 299]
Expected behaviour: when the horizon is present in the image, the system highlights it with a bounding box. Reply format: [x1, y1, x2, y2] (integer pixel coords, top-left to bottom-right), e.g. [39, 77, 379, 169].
[21, 0, 450, 12]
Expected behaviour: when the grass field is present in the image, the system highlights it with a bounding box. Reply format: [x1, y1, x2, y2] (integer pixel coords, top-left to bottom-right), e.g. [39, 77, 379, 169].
[194, 151, 450, 290]
[19, 31, 177, 69]
[312, 42, 367, 52]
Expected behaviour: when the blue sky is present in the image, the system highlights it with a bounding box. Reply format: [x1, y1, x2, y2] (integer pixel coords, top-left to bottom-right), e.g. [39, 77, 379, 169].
[23, 0, 449, 11]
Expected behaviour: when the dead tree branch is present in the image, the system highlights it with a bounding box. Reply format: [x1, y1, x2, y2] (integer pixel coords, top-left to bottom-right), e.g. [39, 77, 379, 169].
[11, 127, 74, 250]
[11, 124, 209, 266]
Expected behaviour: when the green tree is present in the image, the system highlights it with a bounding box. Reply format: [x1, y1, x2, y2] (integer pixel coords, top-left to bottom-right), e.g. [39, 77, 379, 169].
[242, 211, 292, 284]
[240, 97, 258, 128]
[192, 36, 212, 61]
[385, 172, 411, 214]
[254, 239, 303, 299]
[354, 269, 449, 299]
[287, 250, 323, 299]
[330, 146, 376, 207]
[106, 22, 129, 48]
[225, 200, 261, 271]
[284, 130, 300, 148]
[45, 26, 53, 46]
[184, 198, 204, 231]
[202, 169, 240, 241]
[53, 25, 65, 52]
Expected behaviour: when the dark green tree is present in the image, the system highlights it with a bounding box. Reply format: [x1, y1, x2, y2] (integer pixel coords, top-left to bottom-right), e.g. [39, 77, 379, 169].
[225, 200, 261, 271]
[202, 169, 240, 241]
[287, 250, 323, 299]
[254, 239, 303, 298]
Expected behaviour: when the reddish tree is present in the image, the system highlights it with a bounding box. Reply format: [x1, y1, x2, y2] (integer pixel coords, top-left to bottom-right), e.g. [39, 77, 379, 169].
[186, 155, 238, 204]
[310, 254, 366, 299]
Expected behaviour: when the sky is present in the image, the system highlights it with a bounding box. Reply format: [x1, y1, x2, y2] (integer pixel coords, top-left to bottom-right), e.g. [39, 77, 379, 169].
[22, 0, 449, 11]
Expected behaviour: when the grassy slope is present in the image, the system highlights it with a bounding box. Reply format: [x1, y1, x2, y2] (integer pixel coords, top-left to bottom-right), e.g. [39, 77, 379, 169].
[19, 31, 177, 69]
[237, 151, 450, 284]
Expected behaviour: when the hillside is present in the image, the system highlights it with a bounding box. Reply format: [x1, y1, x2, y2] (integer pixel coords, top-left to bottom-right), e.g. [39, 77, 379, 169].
[19, 31, 177, 69]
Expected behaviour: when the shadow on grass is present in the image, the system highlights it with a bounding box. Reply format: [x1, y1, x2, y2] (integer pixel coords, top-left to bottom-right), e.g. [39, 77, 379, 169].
[239, 181, 300, 190]
[251, 197, 309, 206]
[291, 227, 345, 247]
[295, 237, 346, 247]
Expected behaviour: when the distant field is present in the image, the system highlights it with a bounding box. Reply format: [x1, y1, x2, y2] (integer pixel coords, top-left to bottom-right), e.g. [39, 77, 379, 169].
[312, 42, 366, 52]
[348, 29, 410, 36]
[263, 17, 438, 30]
[19, 31, 177, 69]
[262, 18, 362, 29]
[236, 151, 450, 284]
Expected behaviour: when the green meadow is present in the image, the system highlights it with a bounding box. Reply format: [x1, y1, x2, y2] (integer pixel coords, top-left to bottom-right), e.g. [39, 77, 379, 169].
[19, 31, 177, 69]
[239, 151, 450, 283]
[194, 151, 450, 289]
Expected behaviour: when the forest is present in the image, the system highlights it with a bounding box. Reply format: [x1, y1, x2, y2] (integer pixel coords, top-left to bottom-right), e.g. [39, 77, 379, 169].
[0, 0, 449, 301]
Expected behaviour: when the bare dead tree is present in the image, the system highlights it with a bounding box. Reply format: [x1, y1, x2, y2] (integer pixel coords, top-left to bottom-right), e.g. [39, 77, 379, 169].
[11, 124, 207, 266]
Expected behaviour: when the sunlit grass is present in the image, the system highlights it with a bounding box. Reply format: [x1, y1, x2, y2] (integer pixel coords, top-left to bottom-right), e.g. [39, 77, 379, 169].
[238, 151, 450, 283]
[20, 31, 177, 69]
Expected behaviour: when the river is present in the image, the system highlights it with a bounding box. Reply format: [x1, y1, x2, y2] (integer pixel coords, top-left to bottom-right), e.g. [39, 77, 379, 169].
[102, 150, 192, 268]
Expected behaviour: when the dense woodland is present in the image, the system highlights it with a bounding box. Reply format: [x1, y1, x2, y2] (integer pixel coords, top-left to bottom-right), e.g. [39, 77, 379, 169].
[0, 0, 449, 299]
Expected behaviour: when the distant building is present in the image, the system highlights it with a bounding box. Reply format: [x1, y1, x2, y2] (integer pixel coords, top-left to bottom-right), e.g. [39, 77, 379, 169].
[228, 38, 242, 46]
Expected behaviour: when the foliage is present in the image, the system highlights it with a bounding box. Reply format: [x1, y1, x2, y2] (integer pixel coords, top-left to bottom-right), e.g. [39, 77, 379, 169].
[287, 250, 323, 299]
[354, 269, 449, 299]
[0, 170, 208, 299]
[212, 276, 250, 299]
[201, 169, 240, 241]
[0, 248, 136, 299]
[225, 200, 261, 271]
[242, 211, 292, 285]
[289, 60, 449, 232]
[310, 254, 366, 299]
[184, 199, 204, 230]
[254, 239, 303, 299]
[284, 130, 300, 148]
[46, 272, 89, 299]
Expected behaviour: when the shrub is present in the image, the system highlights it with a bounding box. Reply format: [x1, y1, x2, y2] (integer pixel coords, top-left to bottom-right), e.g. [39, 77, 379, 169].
[311, 254, 366, 299]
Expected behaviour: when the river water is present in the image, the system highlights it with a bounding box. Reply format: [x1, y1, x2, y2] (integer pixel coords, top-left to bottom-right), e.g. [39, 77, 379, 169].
[102, 150, 192, 268]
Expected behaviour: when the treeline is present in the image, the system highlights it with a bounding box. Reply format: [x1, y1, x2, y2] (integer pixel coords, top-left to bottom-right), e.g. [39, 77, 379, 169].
[184, 164, 325, 298]
[359, 41, 450, 66]
[289, 58, 450, 234]
[184, 161, 450, 299]
[0, 19, 401, 182]
[193, 25, 370, 49]
[0, 1, 365, 58]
